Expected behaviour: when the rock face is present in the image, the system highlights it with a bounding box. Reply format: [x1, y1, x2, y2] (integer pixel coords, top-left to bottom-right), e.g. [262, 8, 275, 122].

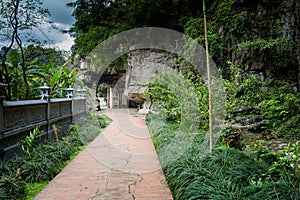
[125, 50, 175, 103]
[217, 0, 300, 89]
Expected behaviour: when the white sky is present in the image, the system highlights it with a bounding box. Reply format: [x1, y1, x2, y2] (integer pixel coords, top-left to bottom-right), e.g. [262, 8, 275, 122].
[41, 0, 76, 51]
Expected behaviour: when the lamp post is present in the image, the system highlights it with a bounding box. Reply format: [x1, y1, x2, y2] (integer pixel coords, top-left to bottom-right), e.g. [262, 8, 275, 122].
[66, 86, 74, 99]
[39, 83, 50, 101]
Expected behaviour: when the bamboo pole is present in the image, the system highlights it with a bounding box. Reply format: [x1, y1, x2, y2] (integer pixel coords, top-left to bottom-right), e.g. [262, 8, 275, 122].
[203, 0, 213, 153]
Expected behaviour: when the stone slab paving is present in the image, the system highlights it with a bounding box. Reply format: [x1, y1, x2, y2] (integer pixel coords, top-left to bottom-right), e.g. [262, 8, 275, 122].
[34, 109, 173, 200]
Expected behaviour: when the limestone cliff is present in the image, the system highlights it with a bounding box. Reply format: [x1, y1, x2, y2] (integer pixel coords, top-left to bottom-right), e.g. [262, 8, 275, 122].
[213, 0, 299, 89]
[125, 50, 175, 103]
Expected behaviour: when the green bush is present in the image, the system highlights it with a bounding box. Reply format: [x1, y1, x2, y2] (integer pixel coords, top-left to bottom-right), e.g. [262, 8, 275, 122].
[218, 126, 244, 149]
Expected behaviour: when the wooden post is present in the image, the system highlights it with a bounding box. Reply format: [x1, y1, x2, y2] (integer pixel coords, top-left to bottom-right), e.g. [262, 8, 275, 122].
[203, 0, 213, 153]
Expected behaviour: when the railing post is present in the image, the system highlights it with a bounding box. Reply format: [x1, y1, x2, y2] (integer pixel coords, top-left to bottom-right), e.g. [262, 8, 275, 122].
[0, 83, 7, 136]
[75, 89, 81, 98]
[67, 86, 74, 123]
[39, 83, 51, 140]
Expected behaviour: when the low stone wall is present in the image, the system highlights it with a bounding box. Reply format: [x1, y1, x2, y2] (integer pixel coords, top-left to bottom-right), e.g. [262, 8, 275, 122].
[0, 88, 86, 161]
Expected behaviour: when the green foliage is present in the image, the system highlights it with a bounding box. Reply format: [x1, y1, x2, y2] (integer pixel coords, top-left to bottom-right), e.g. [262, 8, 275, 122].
[68, 0, 203, 56]
[25, 45, 66, 66]
[238, 37, 295, 73]
[149, 114, 300, 199]
[239, 38, 288, 52]
[98, 115, 108, 128]
[0, 162, 26, 199]
[10, 155, 57, 183]
[181, 0, 298, 82]
[147, 114, 179, 152]
[164, 144, 271, 199]
[0, 176, 26, 199]
[25, 182, 49, 200]
[209, 0, 236, 22]
[0, 119, 109, 198]
[67, 124, 84, 146]
[48, 66, 79, 98]
[225, 63, 300, 138]
[144, 73, 181, 122]
[21, 126, 40, 157]
[9, 140, 76, 183]
[270, 142, 300, 199]
[184, 17, 225, 59]
[75, 113, 110, 145]
[276, 115, 300, 139]
[0, 0, 55, 100]
[3, 46, 78, 100]
[144, 71, 208, 129]
[97, 83, 108, 98]
[218, 126, 244, 149]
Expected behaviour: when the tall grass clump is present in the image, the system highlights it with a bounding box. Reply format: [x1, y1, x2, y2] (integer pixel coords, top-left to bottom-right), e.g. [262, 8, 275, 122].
[0, 162, 25, 199]
[77, 113, 110, 144]
[0, 113, 110, 198]
[148, 115, 300, 199]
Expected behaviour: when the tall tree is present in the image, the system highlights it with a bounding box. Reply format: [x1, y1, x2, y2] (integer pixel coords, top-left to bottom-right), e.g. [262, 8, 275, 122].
[0, 0, 52, 100]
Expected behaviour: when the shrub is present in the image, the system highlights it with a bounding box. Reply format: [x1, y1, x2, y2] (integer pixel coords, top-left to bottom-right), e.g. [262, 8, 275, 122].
[21, 126, 41, 157]
[0, 162, 25, 199]
[7, 140, 76, 183]
[0, 176, 26, 199]
[98, 115, 108, 128]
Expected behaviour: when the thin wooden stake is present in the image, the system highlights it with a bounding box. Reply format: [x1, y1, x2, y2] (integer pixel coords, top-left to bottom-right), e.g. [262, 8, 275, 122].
[203, 0, 213, 153]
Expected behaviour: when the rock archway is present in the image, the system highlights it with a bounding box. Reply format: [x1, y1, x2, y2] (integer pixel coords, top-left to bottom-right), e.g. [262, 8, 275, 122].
[84, 49, 175, 109]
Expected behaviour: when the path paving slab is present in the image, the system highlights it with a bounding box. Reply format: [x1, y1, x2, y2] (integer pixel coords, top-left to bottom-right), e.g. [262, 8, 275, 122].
[34, 109, 173, 200]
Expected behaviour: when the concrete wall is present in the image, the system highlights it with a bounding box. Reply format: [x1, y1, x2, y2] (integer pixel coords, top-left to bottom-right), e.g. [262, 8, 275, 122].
[0, 86, 86, 161]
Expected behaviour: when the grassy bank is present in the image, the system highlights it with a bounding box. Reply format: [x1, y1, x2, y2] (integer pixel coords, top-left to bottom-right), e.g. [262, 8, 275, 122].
[147, 114, 300, 200]
[0, 113, 110, 199]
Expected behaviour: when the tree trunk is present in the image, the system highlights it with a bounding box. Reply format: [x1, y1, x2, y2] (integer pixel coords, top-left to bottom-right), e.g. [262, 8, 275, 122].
[16, 34, 29, 99]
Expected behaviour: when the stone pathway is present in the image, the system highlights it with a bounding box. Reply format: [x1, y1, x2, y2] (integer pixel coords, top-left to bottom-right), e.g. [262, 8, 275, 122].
[34, 109, 173, 200]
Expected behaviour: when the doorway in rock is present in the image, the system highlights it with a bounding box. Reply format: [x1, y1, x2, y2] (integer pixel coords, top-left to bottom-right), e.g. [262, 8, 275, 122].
[128, 100, 142, 109]
[96, 83, 109, 109]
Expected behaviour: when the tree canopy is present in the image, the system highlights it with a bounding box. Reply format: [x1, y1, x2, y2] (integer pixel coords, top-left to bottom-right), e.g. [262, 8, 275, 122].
[67, 0, 204, 56]
[68, 0, 299, 88]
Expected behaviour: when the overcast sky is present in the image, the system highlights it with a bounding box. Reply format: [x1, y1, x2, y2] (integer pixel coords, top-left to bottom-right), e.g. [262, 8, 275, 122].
[0, 0, 76, 51]
[38, 0, 76, 51]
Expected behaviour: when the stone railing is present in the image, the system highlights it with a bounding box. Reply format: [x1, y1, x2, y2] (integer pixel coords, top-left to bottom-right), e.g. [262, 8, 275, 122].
[0, 84, 86, 161]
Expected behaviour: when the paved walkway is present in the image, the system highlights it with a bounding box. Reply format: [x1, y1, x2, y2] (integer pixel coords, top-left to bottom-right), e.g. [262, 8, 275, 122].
[34, 109, 173, 200]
